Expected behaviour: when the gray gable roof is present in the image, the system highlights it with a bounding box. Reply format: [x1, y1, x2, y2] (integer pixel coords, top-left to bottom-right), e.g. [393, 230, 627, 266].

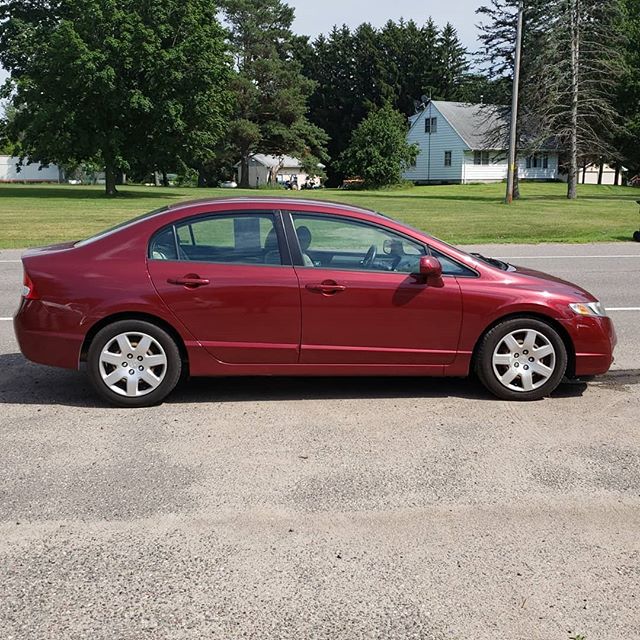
[430, 101, 507, 151]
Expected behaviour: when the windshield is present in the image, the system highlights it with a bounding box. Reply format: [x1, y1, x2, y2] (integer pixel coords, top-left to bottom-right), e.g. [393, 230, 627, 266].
[74, 206, 169, 247]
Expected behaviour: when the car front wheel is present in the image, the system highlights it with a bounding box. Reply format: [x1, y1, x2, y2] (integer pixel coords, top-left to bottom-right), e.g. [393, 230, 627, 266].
[475, 318, 568, 401]
[87, 320, 182, 407]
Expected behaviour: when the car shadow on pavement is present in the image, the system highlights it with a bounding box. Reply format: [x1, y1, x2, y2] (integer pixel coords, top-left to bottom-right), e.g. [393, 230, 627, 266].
[1, 352, 619, 407]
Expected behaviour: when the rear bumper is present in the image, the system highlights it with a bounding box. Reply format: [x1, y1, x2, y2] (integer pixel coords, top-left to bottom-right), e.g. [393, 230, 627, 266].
[561, 315, 616, 377]
[13, 299, 84, 370]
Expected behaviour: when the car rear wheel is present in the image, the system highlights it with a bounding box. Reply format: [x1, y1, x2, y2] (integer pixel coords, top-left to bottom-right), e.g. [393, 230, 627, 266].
[87, 320, 182, 407]
[475, 318, 568, 401]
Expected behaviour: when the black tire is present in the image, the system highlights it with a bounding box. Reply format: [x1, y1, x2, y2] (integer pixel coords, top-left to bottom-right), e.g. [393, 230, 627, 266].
[475, 317, 568, 401]
[633, 230, 640, 242]
[87, 319, 182, 407]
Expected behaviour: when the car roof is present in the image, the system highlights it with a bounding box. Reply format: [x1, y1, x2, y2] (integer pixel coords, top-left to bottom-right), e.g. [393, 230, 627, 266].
[167, 196, 387, 219]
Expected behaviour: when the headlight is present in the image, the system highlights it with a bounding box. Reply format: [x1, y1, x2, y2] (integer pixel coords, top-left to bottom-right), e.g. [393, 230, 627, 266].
[569, 301, 607, 317]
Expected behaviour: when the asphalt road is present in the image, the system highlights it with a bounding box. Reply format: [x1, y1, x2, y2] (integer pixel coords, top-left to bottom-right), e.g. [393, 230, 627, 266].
[0, 243, 639, 640]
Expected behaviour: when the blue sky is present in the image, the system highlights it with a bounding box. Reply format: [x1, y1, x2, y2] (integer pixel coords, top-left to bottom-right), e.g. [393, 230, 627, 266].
[0, 1, 485, 86]
[288, 0, 484, 49]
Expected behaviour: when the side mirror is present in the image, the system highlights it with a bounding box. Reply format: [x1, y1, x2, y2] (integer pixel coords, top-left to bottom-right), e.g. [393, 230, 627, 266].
[416, 256, 442, 282]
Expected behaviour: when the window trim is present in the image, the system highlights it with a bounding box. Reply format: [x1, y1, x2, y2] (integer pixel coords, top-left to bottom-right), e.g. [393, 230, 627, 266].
[147, 210, 293, 267]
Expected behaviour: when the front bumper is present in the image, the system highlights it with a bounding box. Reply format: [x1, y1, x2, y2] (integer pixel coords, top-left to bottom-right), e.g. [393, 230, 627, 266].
[561, 314, 617, 377]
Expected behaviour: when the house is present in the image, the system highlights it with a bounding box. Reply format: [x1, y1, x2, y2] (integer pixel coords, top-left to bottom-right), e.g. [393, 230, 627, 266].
[235, 154, 323, 188]
[403, 100, 559, 184]
[0, 155, 62, 183]
[577, 161, 626, 186]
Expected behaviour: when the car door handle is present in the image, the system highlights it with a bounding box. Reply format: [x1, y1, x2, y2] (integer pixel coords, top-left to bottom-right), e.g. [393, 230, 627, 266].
[167, 276, 210, 288]
[306, 281, 346, 294]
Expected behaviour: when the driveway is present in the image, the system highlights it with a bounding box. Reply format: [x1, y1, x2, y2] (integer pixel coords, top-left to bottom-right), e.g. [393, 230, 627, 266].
[0, 243, 639, 639]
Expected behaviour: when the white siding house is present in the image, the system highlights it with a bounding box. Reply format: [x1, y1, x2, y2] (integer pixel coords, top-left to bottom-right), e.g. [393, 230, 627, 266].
[0, 156, 61, 183]
[236, 154, 323, 188]
[404, 101, 559, 184]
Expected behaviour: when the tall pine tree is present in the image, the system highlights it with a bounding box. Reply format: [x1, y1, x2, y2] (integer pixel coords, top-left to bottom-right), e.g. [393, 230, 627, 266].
[220, 0, 328, 188]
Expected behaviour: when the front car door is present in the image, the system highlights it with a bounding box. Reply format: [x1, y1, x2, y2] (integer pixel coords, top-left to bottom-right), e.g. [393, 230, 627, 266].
[285, 212, 466, 365]
[147, 210, 301, 364]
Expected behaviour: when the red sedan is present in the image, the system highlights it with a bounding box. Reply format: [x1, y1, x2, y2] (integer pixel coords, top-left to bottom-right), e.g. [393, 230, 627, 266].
[14, 197, 616, 406]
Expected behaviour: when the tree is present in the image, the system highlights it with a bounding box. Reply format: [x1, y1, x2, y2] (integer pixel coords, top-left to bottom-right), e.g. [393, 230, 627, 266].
[477, 0, 626, 200]
[0, 0, 232, 195]
[617, 0, 640, 177]
[437, 23, 470, 99]
[220, 0, 328, 188]
[296, 18, 470, 185]
[339, 103, 418, 188]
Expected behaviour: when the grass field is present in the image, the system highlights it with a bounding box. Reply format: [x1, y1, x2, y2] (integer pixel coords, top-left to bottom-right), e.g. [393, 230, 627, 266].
[0, 181, 639, 249]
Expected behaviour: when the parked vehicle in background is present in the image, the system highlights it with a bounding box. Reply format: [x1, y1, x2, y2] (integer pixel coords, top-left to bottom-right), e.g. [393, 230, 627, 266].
[219, 180, 238, 188]
[14, 197, 616, 407]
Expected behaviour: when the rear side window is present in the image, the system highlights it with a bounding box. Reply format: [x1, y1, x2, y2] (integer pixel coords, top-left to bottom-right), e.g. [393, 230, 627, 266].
[150, 213, 282, 265]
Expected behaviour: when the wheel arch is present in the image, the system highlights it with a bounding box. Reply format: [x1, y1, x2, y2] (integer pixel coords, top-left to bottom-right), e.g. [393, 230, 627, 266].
[470, 312, 576, 378]
[79, 311, 189, 374]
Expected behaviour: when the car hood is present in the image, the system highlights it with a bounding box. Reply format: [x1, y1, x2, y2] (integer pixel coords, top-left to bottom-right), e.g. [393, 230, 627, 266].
[510, 264, 597, 301]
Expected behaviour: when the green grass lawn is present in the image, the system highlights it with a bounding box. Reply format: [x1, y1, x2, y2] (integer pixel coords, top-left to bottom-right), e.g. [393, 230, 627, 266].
[0, 181, 638, 249]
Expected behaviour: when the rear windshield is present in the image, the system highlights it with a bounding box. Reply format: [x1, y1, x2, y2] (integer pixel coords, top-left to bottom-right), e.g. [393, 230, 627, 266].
[74, 206, 169, 247]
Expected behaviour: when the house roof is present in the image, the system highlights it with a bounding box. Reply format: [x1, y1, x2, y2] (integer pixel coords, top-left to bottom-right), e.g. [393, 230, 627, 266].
[252, 154, 302, 168]
[430, 101, 506, 151]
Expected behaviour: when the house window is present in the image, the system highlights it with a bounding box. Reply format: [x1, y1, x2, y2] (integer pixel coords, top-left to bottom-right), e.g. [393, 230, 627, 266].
[425, 117, 437, 134]
[526, 154, 548, 169]
[444, 151, 452, 167]
[474, 151, 490, 165]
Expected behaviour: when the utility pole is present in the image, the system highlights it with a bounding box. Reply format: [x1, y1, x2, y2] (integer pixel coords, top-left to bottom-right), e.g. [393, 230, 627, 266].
[505, 0, 524, 204]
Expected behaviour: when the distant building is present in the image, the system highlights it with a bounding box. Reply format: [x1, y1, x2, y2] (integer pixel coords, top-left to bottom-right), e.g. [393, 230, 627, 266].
[577, 161, 626, 186]
[0, 156, 62, 183]
[235, 154, 323, 188]
[403, 100, 559, 184]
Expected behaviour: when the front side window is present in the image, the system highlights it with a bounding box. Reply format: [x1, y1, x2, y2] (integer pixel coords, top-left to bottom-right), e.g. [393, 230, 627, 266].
[290, 214, 426, 273]
[149, 213, 282, 265]
[444, 151, 452, 167]
[425, 117, 438, 134]
[429, 247, 476, 277]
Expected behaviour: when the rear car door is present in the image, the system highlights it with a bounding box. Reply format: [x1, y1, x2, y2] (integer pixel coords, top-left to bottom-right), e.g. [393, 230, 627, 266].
[286, 212, 465, 365]
[147, 211, 301, 364]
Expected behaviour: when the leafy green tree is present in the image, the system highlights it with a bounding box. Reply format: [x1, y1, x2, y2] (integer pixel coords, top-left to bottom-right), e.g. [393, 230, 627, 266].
[296, 18, 470, 185]
[339, 103, 418, 188]
[220, 0, 328, 188]
[0, 0, 232, 195]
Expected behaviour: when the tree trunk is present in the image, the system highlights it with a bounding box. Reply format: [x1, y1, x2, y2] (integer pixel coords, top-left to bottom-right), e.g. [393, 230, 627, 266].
[567, 0, 580, 200]
[582, 159, 587, 184]
[197, 167, 208, 188]
[614, 166, 620, 185]
[105, 160, 118, 197]
[513, 162, 520, 200]
[597, 159, 604, 185]
[161, 170, 169, 187]
[239, 155, 250, 188]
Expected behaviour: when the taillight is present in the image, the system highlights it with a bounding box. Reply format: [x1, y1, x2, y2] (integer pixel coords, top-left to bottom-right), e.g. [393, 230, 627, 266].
[22, 272, 39, 300]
